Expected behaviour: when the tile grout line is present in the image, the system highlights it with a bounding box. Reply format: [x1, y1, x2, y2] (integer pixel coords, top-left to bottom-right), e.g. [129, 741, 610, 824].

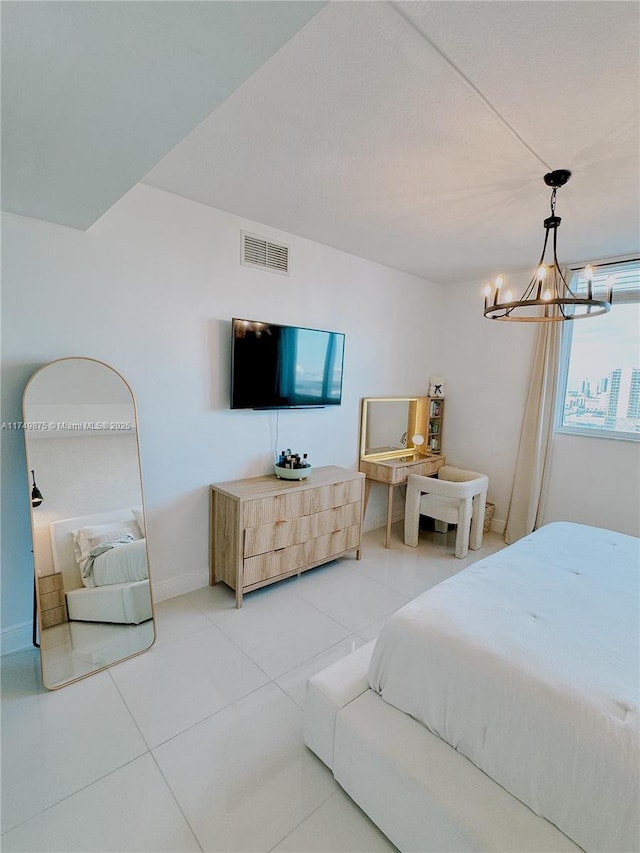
[148, 750, 206, 853]
[0, 752, 148, 839]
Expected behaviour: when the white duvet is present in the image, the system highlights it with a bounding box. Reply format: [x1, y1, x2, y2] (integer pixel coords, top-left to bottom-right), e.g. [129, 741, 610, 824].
[369, 522, 640, 853]
[81, 537, 148, 588]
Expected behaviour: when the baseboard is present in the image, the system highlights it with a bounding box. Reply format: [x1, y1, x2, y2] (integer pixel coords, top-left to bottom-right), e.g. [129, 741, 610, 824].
[363, 507, 406, 534]
[1, 619, 33, 656]
[365, 514, 506, 537]
[491, 517, 506, 535]
[151, 566, 209, 603]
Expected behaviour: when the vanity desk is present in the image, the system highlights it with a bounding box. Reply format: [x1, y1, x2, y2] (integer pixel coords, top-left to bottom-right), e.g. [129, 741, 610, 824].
[359, 396, 445, 547]
[360, 454, 445, 548]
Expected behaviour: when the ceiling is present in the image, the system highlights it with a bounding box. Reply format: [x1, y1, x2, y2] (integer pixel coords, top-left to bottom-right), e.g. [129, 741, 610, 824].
[3, 1, 639, 284]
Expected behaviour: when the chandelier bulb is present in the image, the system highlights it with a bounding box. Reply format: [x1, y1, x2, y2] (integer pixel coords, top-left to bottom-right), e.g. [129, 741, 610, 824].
[606, 275, 615, 305]
[537, 265, 547, 282]
[542, 288, 552, 301]
[505, 289, 514, 303]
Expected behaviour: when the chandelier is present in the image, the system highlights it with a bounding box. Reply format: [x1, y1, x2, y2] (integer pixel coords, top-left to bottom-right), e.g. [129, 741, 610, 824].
[483, 170, 613, 322]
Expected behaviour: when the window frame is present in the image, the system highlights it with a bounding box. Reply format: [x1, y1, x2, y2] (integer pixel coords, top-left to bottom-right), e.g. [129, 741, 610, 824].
[555, 256, 640, 443]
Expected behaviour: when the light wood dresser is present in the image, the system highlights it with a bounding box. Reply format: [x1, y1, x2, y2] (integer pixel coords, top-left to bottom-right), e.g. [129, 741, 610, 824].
[210, 465, 364, 607]
[37, 571, 67, 628]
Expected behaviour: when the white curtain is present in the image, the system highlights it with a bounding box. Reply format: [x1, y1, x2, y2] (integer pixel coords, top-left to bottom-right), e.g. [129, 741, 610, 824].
[504, 305, 562, 544]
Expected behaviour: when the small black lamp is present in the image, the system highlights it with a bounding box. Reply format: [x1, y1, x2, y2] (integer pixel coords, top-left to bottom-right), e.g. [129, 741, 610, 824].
[31, 470, 43, 507]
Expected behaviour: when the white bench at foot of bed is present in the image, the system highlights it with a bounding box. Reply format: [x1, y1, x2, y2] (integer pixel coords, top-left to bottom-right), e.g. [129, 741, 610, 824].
[304, 642, 580, 853]
[66, 579, 152, 625]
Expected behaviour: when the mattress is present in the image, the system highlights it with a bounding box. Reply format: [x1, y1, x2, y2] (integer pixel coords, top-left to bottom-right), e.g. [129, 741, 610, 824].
[66, 579, 152, 625]
[368, 522, 640, 853]
[83, 537, 148, 588]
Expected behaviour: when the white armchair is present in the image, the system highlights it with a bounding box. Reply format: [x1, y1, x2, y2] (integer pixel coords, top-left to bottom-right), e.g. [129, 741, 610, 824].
[404, 466, 489, 558]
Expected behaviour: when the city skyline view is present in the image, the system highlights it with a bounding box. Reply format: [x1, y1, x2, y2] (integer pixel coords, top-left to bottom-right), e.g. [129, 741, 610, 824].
[566, 302, 640, 390]
[562, 301, 639, 435]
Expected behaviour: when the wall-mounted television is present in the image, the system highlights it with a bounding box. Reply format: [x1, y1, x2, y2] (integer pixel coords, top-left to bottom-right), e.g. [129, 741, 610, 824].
[231, 318, 345, 409]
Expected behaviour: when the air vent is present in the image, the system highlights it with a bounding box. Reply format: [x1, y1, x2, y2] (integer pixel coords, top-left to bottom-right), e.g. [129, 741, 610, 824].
[241, 231, 289, 275]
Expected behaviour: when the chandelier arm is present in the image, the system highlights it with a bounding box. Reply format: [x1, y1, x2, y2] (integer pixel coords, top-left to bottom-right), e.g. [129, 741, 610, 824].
[518, 232, 551, 304]
[552, 226, 577, 299]
[547, 224, 569, 318]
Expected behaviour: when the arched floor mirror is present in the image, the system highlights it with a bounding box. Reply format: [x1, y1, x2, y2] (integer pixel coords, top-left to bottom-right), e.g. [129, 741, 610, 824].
[23, 357, 155, 689]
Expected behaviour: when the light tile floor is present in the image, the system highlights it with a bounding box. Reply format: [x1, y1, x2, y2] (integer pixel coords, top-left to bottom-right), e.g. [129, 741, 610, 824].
[1, 525, 506, 852]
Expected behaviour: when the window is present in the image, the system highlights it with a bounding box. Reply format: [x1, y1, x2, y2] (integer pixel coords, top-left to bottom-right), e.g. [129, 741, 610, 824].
[556, 258, 640, 441]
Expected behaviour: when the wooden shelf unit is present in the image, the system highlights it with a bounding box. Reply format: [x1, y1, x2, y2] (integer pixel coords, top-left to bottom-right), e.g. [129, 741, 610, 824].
[210, 465, 364, 607]
[37, 571, 67, 628]
[427, 397, 444, 454]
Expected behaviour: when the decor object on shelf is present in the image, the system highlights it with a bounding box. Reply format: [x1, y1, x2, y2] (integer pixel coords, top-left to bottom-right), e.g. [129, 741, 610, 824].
[483, 170, 612, 322]
[428, 376, 445, 398]
[404, 466, 489, 558]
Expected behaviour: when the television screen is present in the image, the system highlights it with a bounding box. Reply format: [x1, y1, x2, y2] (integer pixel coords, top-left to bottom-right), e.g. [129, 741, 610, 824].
[231, 318, 345, 409]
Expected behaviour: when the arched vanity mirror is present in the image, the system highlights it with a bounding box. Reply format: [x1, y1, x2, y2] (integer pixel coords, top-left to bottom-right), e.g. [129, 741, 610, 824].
[23, 357, 155, 689]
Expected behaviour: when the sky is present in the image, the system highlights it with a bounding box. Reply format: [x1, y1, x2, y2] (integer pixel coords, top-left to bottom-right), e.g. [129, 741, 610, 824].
[567, 302, 640, 389]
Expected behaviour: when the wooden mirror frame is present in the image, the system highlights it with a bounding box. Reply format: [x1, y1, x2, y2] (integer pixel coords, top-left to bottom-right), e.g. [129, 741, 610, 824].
[359, 396, 430, 462]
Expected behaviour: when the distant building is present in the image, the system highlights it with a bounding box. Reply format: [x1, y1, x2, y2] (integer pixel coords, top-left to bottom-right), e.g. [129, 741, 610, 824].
[606, 368, 640, 427]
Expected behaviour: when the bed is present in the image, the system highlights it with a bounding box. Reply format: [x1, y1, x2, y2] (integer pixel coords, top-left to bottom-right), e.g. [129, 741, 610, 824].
[304, 522, 640, 852]
[49, 509, 152, 625]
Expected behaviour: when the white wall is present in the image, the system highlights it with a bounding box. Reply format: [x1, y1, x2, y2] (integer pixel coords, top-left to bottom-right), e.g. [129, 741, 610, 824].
[441, 276, 640, 537]
[5, 185, 635, 651]
[1, 184, 443, 643]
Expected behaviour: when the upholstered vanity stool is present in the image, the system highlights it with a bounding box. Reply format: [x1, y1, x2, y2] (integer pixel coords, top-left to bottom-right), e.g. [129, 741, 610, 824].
[404, 466, 489, 558]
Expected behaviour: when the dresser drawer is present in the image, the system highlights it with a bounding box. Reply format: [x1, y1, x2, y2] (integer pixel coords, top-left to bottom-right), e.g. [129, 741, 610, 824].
[244, 502, 361, 558]
[301, 480, 363, 515]
[243, 523, 361, 588]
[40, 589, 65, 611]
[304, 524, 361, 565]
[243, 479, 363, 527]
[395, 457, 445, 481]
[243, 543, 308, 587]
[41, 605, 67, 629]
[38, 573, 63, 595]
